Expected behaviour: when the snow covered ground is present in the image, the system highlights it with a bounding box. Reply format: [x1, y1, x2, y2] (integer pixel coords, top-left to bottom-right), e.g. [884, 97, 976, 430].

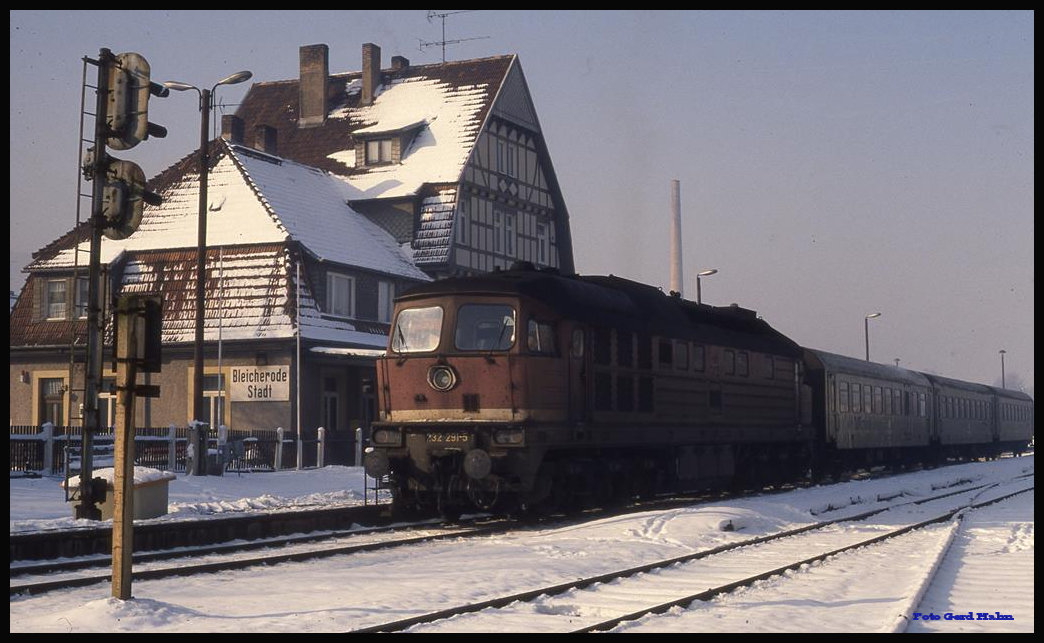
[9, 457, 1033, 633]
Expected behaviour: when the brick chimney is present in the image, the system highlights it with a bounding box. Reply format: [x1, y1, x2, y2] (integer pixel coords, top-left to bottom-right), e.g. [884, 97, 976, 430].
[221, 115, 244, 144]
[299, 44, 328, 128]
[391, 55, 409, 72]
[254, 125, 277, 155]
[362, 43, 381, 106]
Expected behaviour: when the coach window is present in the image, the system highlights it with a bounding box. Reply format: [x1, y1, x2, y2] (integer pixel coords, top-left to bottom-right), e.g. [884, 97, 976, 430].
[724, 350, 736, 376]
[863, 384, 872, 416]
[594, 328, 612, 366]
[637, 334, 652, 369]
[658, 339, 673, 369]
[838, 382, 849, 412]
[675, 342, 689, 370]
[617, 331, 634, 367]
[883, 387, 892, 415]
[851, 383, 862, 413]
[873, 386, 882, 414]
[763, 355, 774, 379]
[693, 345, 705, 372]
[527, 319, 556, 354]
[918, 393, 927, 417]
[570, 329, 585, 358]
[893, 389, 902, 416]
[736, 351, 749, 377]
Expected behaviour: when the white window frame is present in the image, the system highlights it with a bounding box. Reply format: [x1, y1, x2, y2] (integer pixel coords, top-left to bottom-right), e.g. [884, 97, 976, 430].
[378, 280, 395, 323]
[504, 212, 515, 257]
[74, 276, 89, 319]
[366, 139, 392, 165]
[46, 279, 67, 320]
[326, 272, 355, 319]
[536, 223, 548, 265]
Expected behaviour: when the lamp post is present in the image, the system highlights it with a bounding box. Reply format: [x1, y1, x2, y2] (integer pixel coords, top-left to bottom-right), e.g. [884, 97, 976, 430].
[999, 349, 1006, 389]
[165, 71, 252, 469]
[696, 269, 717, 305]
[864, 312, 881, 362]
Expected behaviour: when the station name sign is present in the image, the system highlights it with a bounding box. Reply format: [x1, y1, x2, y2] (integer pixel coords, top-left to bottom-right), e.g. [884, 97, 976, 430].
[229, 366, 290, 402]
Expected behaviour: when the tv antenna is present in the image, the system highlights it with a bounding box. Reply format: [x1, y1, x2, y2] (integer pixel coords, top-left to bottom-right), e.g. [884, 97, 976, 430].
[419, 10, 489, 62]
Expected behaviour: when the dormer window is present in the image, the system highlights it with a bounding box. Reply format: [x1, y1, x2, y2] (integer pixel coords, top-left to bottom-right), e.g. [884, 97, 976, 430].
[365, 139, 392, 165]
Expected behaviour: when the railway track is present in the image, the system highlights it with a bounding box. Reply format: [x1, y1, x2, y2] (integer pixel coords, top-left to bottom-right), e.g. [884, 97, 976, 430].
[348, 477, 1032, 633]
[12, 467, 1028, 604]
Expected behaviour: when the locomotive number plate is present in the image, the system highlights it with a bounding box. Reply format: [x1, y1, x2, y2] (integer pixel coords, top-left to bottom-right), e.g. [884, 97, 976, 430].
[425, 432, 472, 445]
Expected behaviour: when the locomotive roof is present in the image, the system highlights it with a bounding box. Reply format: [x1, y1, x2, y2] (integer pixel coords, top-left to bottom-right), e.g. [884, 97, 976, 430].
[803, 348, 933, 387]
[396, 267, 804, 357]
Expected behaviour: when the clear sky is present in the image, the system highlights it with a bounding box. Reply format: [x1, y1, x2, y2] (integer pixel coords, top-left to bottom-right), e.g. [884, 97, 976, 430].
[9, 10, 1034, 393]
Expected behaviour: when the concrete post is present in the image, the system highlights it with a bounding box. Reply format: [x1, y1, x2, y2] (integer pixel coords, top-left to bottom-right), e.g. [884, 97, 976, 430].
[275, 427, 284, 470]
[317, 426, 325, 468]
[41, 421, 54, 475]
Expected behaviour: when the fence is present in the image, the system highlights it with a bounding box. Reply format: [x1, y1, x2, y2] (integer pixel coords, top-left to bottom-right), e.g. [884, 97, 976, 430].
[9, 423, 330, 476]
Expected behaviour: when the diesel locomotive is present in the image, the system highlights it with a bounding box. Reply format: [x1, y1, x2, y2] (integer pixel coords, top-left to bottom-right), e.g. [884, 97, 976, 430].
[364, 263, 1033, 517]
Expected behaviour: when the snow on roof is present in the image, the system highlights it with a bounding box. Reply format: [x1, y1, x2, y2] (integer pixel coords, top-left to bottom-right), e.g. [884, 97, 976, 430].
[29, 142, 428, 283]
[326, 75, 492, 199]
[230, 145, 428, 281]
[28, 152, 285, 271]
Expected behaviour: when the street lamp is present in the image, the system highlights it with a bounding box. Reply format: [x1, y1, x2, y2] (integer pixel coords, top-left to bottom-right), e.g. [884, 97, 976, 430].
[999, 350, 1007, 388]
[165, 71, 252, 470]
[864, 312, 881, 362]
[696, 269, 717, 305]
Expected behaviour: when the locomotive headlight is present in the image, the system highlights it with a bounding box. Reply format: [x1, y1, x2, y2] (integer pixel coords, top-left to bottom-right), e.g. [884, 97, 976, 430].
[371, 428, 402, 446]
[493, 428, 525, 446]
[427, 365, 458, 392]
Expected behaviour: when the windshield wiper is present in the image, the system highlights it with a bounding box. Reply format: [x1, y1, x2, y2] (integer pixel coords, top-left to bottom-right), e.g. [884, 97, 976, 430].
[486, 318, 512, 362]
[394, 323, 408, 364]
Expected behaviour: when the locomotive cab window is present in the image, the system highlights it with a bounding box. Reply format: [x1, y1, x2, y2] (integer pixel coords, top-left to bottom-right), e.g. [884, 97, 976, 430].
[527, 319, 556, 354]
[391, 306, 444, 353]
[455, 304, 515, 351]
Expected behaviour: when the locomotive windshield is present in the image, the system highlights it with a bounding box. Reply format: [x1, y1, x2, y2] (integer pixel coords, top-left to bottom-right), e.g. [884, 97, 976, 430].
[391, 306, 443, 353]
[455, 304, 516, 351]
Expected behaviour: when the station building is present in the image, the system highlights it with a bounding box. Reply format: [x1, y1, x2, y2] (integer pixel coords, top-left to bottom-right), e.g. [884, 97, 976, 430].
[9, 42, 574, 463]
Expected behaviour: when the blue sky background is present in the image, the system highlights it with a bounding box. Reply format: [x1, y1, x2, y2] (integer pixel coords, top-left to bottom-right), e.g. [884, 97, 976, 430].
[9, 10, 1034, 392]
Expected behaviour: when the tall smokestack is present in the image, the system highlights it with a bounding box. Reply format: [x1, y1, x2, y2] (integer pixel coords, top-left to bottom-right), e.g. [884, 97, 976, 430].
[669, 179, 683, 296]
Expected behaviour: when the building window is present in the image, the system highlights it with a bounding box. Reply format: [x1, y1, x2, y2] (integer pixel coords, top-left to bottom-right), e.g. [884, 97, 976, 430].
[39, 377, 65, 425]
[457, 205, 469, 246]
[378, 281, 395, 323]
[97, 377, 117, 429]
[46, 279, 67, 320]
[74, 277, 89, 319]
[493, 210, 502, 253]
[504, 212, 515, 257]
[204, 374, 226, 429]
[496, 139, 518, 177]
[326, 272, 355, 318]
[536, 223, 547, 265]
[365, 139, 392, 165]
[322, 377, 339, 430]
